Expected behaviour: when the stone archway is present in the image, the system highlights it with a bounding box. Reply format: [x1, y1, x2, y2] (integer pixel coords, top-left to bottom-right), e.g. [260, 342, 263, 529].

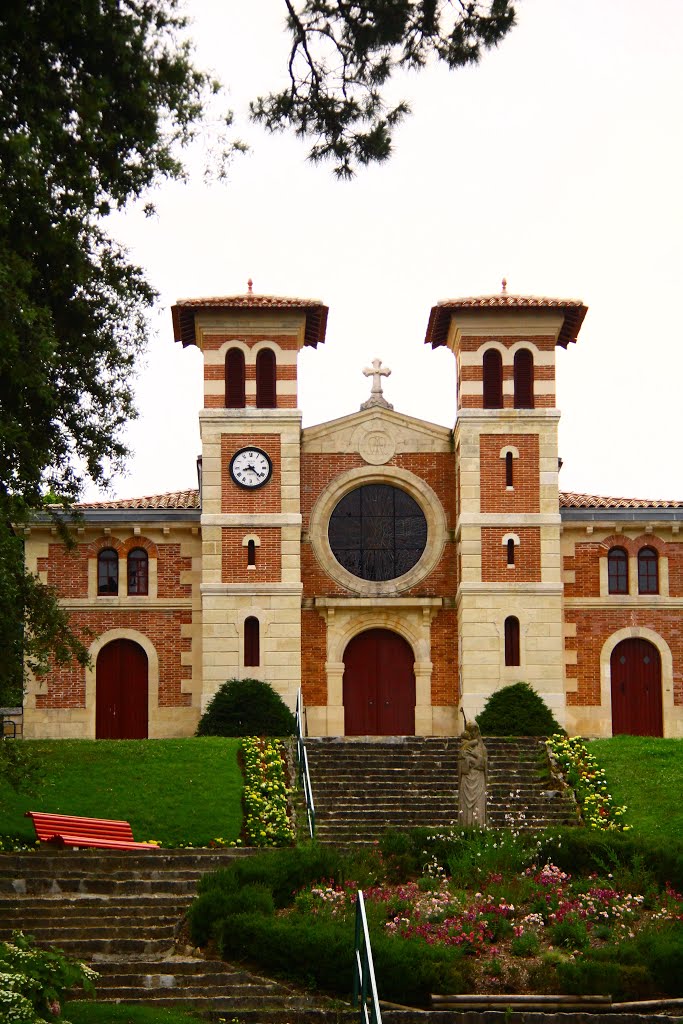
[343, 628, 416, 736]
[610, 638, 663, 737]
[96, 639, 149, 739]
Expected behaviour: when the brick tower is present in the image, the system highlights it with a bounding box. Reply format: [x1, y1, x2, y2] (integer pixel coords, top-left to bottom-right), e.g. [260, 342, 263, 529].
[425, 290, 587, 727]
[172, 287, 328, 712]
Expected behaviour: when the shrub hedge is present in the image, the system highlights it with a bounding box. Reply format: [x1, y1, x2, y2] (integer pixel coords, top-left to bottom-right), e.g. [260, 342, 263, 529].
[196, 678, 296, 737]
[475, 681, 562, 736]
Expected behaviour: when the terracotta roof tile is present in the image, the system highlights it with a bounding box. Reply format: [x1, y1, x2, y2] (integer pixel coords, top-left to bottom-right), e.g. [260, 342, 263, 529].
[171, 293, 328, 348]
[76, 489, 200, 511]
[560, 491, 683, 510]
[425, 294, 588, 349]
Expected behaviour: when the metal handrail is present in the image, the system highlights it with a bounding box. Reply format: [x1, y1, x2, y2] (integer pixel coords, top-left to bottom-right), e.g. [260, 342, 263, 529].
[295, 688, 316, 839]
[353, 890, 382, 1024]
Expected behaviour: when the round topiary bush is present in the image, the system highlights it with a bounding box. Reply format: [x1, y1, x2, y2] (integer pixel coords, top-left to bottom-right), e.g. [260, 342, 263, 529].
[475, 681, 562, 736]
[196, 678, 296, 737]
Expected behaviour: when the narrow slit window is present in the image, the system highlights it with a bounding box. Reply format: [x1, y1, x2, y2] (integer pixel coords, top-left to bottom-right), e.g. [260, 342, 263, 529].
[638, 547, 658, 594]
[256, 349, 277, 408]
[244, 616, 260, 667]
[127, 548, 149, 595]
[98, 548, 119, 595]
[505, 451, 514, 487]
[507, 538, 516, 566]
[483, 349, 503, 409]
[607, 547, 628, 594]
[225, 348, 246, 408]
[247, 539, 256, 567]
[513, 349, 534, 409]
[504, 616, 520, 666]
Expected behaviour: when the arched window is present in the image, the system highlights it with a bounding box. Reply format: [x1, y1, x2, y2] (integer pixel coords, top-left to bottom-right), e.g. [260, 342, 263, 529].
[513, 349, 534, 409]
[256, 349, 276, 408]
[505, 451, 514, 488]
[507, 538, 516, 566]
[97, 548, 118, 595]
[504, 616, 520, 666]
[225, 348, 246, 408]
[608, 547, 628, 594]
[244, 616, 260, 667]
[247, 539, 256, 567]
[482, 349, 503, 409]
[127, 548, 149, 595]
[638, 547, 658, 594]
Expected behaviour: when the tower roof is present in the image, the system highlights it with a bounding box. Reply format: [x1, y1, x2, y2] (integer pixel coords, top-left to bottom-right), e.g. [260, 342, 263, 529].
[424, 294, 588, 349]
[171, 292, 329, 348]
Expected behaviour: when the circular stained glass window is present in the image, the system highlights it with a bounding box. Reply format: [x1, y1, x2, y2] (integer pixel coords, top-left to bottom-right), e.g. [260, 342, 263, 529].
[328, 483, 428, 582]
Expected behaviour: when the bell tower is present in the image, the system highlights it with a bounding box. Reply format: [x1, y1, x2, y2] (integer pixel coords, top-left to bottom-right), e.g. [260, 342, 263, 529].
[172, 285, 328, 712]
[425, 289, 587, 727]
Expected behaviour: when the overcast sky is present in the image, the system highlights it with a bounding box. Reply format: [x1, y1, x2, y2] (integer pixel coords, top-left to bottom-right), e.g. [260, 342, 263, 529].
[87, 0, 683, 504]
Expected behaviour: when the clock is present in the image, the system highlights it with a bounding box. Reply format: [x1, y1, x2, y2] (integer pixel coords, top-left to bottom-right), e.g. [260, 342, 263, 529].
[229, 446, 273, 489]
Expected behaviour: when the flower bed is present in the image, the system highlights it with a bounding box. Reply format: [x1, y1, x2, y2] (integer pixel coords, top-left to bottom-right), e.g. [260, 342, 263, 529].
[546, 734, 629, 830]
[242, 736, 294, 846]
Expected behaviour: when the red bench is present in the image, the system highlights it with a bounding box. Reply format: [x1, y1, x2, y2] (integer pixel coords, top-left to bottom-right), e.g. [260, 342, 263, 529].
[25, 811, 160, 851]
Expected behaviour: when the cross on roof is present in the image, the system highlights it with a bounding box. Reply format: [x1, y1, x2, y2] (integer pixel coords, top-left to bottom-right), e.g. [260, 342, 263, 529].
[361, 358, 393, 411]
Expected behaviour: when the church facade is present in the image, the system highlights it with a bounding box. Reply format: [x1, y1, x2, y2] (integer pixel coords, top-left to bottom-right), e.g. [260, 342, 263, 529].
[22, 290, 683, 740]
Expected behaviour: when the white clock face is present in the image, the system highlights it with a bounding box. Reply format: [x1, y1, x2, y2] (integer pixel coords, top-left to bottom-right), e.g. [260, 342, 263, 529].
[229, 447, 273, 489]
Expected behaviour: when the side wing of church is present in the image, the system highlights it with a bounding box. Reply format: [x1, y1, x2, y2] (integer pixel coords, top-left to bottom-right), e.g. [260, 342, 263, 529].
[22, 290, 683, 739]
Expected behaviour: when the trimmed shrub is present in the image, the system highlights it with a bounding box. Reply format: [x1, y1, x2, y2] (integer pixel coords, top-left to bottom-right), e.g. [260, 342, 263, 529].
[196, 678, 296, 737]
[188, 883, 274, 945]
[476, 682, 562, 736]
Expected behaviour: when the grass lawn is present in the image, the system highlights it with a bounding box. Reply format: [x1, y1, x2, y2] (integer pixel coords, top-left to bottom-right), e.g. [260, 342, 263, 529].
[66, 1003, 205, 1024]
[589, 736, 683, 842]
[1, 738, 243, 847]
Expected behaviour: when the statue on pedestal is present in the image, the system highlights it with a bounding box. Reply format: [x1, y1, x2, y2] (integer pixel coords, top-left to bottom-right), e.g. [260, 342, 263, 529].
[458, 721, 488, 827]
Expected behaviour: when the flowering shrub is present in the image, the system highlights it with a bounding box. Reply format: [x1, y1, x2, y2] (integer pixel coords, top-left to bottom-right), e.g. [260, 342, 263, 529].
[546, 734, 629, 830]
[242, 737, 294, 847]
[0, 930, 97, 1023]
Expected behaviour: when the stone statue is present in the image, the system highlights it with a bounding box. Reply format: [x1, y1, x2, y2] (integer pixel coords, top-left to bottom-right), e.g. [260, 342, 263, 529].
[458, 721, 488, 826]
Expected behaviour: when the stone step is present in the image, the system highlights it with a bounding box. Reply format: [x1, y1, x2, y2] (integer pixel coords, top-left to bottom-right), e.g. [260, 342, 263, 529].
[32, 937, 174, 954]
[0, 877, 200, 896]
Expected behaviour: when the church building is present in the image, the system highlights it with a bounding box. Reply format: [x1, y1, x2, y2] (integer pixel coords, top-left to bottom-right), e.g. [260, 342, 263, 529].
[22, 288, 683, 740]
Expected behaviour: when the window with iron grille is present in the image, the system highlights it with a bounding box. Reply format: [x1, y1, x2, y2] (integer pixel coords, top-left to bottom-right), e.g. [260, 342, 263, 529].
[256, 349, 277, 408]
[513, 348, 534, 408]
[483, 349, 503, 408]
[328, 484, 427, 582]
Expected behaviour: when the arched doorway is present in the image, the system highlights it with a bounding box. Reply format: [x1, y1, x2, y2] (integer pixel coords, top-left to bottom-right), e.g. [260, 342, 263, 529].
[610, 638, 663, 736]
[96, 639, 149, 739]
[343, 629, 415, 736]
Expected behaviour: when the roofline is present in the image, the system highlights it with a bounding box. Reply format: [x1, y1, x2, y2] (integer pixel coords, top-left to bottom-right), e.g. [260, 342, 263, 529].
[171, 297, 329, 348]
[561, 508, 683, 523]
[30, 508, 201, 525]
[425, 296, 588, 349]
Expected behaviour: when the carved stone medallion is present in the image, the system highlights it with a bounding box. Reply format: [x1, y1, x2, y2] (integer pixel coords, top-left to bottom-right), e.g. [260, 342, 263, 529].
[359, 429, 395, 465]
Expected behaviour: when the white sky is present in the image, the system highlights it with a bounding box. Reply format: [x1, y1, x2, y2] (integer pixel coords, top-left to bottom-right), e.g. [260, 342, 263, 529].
[86, 0, 683, 504]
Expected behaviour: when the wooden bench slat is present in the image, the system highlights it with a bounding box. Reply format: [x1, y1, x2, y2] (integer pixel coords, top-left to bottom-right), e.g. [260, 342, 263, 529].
[25, 810, 158, 850]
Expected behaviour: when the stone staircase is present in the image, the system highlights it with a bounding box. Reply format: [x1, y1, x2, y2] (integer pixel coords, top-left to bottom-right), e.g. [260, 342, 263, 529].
[0, 847, 337, 1018]
[305, 736, 577, 844]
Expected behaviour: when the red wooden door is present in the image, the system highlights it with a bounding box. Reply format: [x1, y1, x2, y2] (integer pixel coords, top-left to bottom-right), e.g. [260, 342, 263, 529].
[610, 638, 662, 736]
[96, 640, 149, 739]
[343, 629, 415, 736]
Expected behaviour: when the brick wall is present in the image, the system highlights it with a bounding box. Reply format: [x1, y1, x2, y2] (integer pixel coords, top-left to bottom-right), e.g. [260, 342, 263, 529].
[38, 545, 88, 598]
[481, 527, 541, 582]
[430, 609, 458, 705]
[563, 534, 683, 598]
[479, 434, 540, 514]
[458, 335, 556, 410]
[565, 608, 683, 707]
[300, 451, 456, 598]
[221, 527, 281, 582]
[35, 609, 192, 709]
[221, 434, 282, 513]
[158, 545, 192, 597]
[301, 610, 327, 706]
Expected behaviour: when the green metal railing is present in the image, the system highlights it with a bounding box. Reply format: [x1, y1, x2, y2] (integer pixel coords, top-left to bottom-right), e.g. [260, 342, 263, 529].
[295, 688, 316, 839]
[353, 890, 382, 1024]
